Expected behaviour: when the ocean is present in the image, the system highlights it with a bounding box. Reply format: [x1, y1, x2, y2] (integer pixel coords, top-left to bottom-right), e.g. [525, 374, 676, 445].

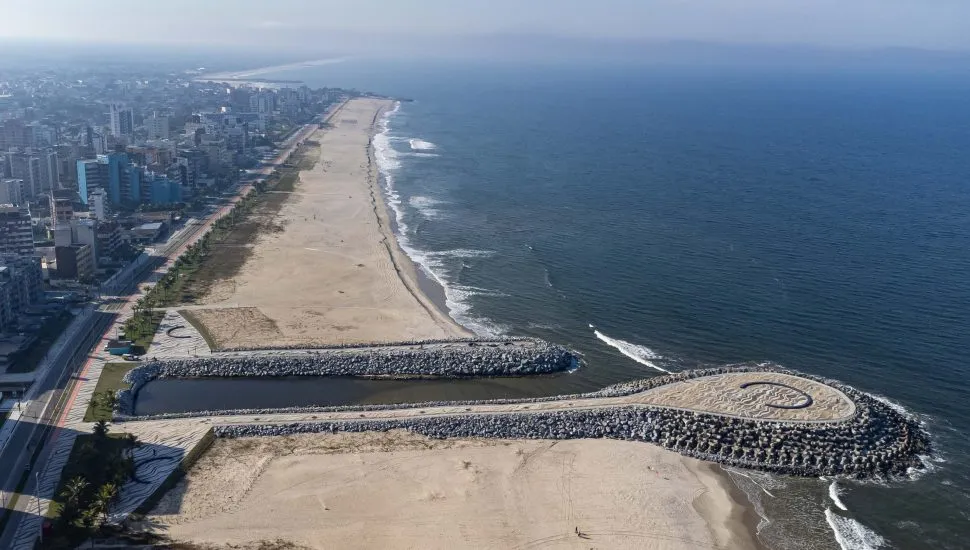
[212, 59, 970, 548]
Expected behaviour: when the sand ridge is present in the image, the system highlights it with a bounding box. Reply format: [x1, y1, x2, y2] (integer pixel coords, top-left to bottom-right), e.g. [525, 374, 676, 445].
[188, 98, 468, 349]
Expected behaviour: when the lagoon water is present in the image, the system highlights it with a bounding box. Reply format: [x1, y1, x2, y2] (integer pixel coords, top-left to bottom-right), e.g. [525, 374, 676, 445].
[149, 59, 970, 549]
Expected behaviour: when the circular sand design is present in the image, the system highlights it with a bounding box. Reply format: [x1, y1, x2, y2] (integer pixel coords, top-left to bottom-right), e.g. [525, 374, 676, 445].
[631, 371, 856, 422]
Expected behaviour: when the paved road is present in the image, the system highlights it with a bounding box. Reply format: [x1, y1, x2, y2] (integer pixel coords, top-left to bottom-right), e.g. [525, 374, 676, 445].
[0, 103, 343, 546]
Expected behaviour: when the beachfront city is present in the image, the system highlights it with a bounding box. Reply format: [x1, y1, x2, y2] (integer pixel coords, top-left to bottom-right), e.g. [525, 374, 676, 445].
[1, 4, 967, 549]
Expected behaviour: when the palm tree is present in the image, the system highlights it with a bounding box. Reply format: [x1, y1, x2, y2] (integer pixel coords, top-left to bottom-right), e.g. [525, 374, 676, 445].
[100, 391, 118, 413]
[60, 476, 89, 506]
[92, 419, 110, 440]
[57, 476, 89, 528]
[92, 482, 118, 525]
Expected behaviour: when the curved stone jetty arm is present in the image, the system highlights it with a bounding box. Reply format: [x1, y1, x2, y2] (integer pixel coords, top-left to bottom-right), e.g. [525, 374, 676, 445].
[118, 366, 930, 481]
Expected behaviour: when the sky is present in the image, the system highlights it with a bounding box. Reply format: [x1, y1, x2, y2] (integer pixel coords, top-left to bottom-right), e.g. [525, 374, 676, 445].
[2, 0, 969, 55]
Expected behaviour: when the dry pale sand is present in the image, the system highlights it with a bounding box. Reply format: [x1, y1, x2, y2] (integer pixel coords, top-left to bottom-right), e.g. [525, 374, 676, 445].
[148, 431, 758, 550]
[189, 98, 467, 348]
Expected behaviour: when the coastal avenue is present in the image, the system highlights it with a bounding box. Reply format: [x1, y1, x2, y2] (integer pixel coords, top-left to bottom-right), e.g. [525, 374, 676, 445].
[0, 102, 342, 547]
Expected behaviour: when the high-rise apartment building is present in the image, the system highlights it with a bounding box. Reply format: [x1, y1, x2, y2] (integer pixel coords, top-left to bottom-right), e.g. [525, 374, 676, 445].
[109, 104, 134, 137]
[39, 149, 59, 192]
[4, 153, 42, 200]
[77, 158, 104, 204]
[0, 179, 25, 206]
[0, 254, 43, 328]
[0, 119, 33, 150]
[0, 206, 34, 256]
[147, 112, 170, 140]
[77, 153, 141, 205]
[89, 188, 108, 221]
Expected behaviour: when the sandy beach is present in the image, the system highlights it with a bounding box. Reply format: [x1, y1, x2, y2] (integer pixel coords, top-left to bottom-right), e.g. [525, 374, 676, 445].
[183, 98, 469, 348]
[147, 431, 759, 550]
[145, 99, 763, 550]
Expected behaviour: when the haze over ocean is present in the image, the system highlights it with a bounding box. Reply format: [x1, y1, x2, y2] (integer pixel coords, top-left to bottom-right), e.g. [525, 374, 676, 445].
[239, 59, 970, 548]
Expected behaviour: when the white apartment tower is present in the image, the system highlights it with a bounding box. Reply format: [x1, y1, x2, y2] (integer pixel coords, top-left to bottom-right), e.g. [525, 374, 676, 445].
[147, 112, 170, 140]
[109, 104, 134, 137]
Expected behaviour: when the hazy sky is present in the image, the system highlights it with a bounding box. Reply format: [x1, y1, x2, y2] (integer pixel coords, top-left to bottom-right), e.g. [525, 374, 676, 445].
[2, 0, 969, 53]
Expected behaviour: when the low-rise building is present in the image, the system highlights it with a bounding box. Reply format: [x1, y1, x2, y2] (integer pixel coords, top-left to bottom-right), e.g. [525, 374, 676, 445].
[127, 222, 164, 244]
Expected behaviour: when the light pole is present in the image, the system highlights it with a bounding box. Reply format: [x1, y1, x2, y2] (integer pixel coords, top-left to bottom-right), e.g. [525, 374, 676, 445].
[35, 470, 42, 544]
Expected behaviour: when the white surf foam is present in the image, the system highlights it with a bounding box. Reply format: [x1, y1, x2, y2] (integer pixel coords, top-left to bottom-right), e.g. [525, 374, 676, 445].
[724, 467, 777, 498]
[590, 326, 669, 373]
[825, 509, 886, 550]
[426, 249, 495, 259]
[374, 105, 507, 337]
[722, 467, 774, 535]
[408, 196, 446, 220]
[409, 138, 437, 151]
[828, 481, 848, 511]
[869, 393, 913, 418]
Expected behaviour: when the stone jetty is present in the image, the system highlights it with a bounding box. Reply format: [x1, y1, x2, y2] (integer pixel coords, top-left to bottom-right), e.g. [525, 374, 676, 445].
[116, 361, 932, 481]
[116, 338, 577, 415]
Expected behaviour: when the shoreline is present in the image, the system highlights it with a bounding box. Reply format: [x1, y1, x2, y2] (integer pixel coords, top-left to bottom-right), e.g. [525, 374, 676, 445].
[141, 98, 765, 549]
[182, 97, 468, 348]
[365, 102, 473, 338]
[712, 463, 769, 550]
[359, 100, 765, 549]
[195, 57, 348, 82]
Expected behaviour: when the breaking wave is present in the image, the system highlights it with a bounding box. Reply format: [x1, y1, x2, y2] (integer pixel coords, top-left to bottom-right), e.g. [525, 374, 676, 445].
[409, 196, 446, 220]
[374, 105, 507, 336]
[825, 508, 886, 550]
[409, 138, 437, 151]
[590, 325, 669, 373]
[829, 481, 848, 511]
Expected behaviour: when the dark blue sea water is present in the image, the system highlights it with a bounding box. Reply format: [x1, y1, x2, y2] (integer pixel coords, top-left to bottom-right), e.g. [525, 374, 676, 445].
[218, 59, 970, 548]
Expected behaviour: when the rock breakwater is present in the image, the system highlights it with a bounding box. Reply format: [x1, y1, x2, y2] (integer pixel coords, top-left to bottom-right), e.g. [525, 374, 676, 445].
[214, 395, 928, 480]
[116, 338, 576, 415]
[114, 357, 932, 480]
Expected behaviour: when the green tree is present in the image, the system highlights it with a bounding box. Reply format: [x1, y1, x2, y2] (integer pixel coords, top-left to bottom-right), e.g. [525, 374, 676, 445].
[91, 482, 118, 525]
[60, 476, 89, 505]
[92, 419, 110, 440]
[98, 391, 118, 414]
[58, 476, 90, 528]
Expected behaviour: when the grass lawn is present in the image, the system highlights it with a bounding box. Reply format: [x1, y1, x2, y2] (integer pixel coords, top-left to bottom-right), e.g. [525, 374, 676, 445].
[124, 311, 166, 355]
[8, 311, 74, 373]
[83, 363, 138, 422]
